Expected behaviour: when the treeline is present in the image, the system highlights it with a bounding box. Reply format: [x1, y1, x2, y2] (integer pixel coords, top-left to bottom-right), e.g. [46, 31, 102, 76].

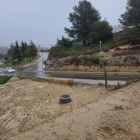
[51, 0, 140, 52]
[119, 0, 140, 44]
[55, 0, 113, 48]
[4, 41, 38, 64]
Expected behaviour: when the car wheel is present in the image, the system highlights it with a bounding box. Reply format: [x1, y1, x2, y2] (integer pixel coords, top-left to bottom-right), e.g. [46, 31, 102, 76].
[60, 95, 72, 104]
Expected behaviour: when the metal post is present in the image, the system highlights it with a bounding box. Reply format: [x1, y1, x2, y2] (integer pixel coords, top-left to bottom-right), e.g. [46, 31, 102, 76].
[10, 47, 12, 67]
[9, 47, 12, 67]
[41, 42, 43, 71]
[42, 51, 43, 70]
[99, 41, 101, 73]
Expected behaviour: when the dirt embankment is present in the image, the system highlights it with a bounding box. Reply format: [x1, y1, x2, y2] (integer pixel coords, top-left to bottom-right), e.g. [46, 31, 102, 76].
[0, 77, 140, 140]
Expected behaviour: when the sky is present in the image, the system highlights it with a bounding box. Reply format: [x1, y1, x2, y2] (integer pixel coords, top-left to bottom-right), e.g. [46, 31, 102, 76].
[0, 0, 127, 48]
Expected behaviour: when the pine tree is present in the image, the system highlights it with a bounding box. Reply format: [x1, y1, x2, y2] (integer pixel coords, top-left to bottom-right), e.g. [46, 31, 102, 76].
[26, 41, 38, 58]
[119, 0, 140, 26]
[64, 0, 100, 46]
[90, 21, 113, 44]
[20, 41, 28, 58]
[12, 41, 23, 64]
[119, 0, 140, 44]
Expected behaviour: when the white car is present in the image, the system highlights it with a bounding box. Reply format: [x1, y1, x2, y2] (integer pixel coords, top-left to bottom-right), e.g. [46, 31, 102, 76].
[3, 67, 16, 73]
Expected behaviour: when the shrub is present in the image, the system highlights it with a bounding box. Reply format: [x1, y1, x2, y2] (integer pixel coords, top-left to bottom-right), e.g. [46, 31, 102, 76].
[90, 54, 99, 64]
[135, 59, 139, 65]
[129, 55, 136, 60]
[114, 105, 122, 110]
[67, 81, 74, 87]
[80, 55, 89, 62]
[49, 46, 63, 53]
[0, 75, 13, 85]
[70, 56, 81, 65]
[114, 82, 122, 90]
[124, 56, 128, 62]
[70, 46, 81, 52]
[124, 55, 137, 62]
[57, 36, 73, 47]
[102, 60, 107, 65]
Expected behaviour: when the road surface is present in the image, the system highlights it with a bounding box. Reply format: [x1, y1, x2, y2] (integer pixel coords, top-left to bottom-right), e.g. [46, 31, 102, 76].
[1, 52, 140, 82]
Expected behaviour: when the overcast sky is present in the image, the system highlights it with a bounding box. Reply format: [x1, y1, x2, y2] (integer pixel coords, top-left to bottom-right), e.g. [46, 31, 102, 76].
[0, 0, 127, 47]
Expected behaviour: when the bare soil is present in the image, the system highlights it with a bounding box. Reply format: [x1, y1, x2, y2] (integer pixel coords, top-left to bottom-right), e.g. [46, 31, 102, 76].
[0, 77, 140, 140]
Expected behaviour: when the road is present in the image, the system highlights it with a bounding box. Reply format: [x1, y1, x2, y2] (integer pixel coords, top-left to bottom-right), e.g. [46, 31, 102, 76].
[1, 52, 140, 82]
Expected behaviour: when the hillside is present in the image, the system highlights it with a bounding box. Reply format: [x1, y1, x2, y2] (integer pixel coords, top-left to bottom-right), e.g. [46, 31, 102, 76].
[45, 44, 140, 72]
[0, 77, 140, 140]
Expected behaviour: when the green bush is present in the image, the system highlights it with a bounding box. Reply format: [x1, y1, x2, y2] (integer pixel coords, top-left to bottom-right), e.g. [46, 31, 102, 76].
[80, 55, 89, 61]
[70, 46, 81, 52]
[124, 56, 128, 62]
[49, 46, 63, 53]
[114, 82, 122, 90]
[90, 54, 99, 64]
[70, 56, 81, 65]
[0, 75, 13, 85]
[129, 55, 136, 60]
[57, 36, 73, 47]
[67, 81, 74, 87]
[124, 55, 137, 62]
[17, 75, 50, 82]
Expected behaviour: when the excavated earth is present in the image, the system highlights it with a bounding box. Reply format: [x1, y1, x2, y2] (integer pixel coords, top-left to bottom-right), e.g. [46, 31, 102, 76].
[0, 77, 140, 140]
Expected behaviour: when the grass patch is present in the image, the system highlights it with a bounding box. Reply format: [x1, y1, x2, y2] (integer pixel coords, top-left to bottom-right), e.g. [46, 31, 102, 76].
[0, 75, 13, 85]
[113, 79, 139, 90]
[114, 105, 123, 110]
[125, 79, 139, 85]
[17, 75, 77, 86]
[98, 83, 103, 85]
[17, 75, 50, 82]
[113, 82, 123, 90]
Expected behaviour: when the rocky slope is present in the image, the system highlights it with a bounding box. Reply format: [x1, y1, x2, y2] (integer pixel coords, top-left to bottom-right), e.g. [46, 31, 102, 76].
[45, 45, 140, 72]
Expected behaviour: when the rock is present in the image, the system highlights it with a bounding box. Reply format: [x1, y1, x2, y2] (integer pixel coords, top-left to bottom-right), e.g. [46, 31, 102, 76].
[52, 132, 57, 137]
[111, 131, 115, 136]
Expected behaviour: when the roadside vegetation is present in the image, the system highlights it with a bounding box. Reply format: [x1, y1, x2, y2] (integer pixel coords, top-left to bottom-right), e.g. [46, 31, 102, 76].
[0, 75, 13, 85]
[113, 79, 139, 90]
[49, 0, 140, 59]
[17, 75, 77, 87]
[1, 40, 38, 68]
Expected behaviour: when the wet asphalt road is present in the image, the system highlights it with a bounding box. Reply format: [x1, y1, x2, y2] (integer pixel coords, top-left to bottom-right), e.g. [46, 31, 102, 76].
[1, 52, 140, 81]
